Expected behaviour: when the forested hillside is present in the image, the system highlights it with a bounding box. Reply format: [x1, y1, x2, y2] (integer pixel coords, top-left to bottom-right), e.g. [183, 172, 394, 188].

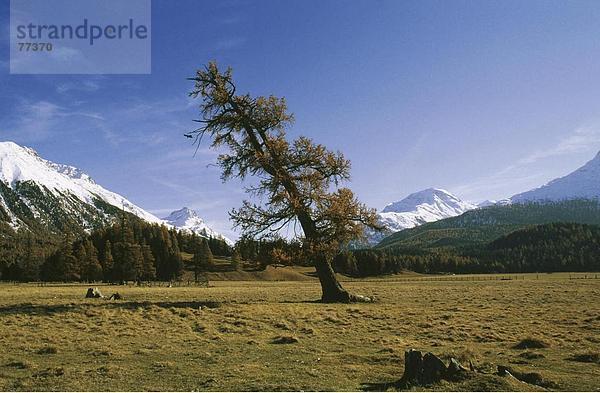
[376, 200, 600, 250]
[333, 222, 600, 276]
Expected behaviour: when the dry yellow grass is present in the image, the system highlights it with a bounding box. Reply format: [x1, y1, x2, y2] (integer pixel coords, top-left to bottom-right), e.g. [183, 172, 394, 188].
[0, 273, 598, 391]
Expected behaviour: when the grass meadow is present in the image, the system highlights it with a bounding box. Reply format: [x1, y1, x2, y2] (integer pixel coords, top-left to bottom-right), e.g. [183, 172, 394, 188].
[0, 272, 598, 391]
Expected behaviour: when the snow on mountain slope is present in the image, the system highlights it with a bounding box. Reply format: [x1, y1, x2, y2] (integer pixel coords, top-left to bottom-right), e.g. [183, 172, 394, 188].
[0, 141, 162, 226]
[367, 188, 477, 244]
[477, 199, 512, 208]
[162, 207, 234, 246]
[511, 151, 600, 203]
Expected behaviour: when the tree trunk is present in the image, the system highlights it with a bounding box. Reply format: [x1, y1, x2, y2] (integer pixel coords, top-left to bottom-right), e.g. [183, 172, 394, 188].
[314, 253, 351, 303]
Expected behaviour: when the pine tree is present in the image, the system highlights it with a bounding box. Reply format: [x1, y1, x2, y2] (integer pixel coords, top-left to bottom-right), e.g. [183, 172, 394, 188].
[191, 235, 205, 282]
[42, 235, 79, 282]
[20, 233, 41, 282]
[102, 240, 114, 282]
[202, 238, 214, 270]
[154, 226, 173, 280]
[169, 232, 184, 280]
[82, 240, 102, 282]
[112, 243, 138, 282]
[141, 244, 156, 281]
[74, 242, 88, 280]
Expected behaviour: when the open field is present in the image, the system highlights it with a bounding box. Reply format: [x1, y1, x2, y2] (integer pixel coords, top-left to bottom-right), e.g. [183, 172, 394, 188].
[0, 273, 599, 391]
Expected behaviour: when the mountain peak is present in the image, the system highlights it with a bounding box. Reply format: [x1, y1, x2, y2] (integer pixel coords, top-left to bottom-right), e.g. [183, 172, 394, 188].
[163, 207, 233, 245]
[364, 188, 477, 245]
[163, 207, 200, 223]
[382, 188, 470, 213]
[0, 140, 96, 185]
[0, 141, 22, 150]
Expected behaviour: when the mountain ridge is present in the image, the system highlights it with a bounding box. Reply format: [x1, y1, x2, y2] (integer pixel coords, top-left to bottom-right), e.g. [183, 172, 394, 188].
[511, 151, 600, 203]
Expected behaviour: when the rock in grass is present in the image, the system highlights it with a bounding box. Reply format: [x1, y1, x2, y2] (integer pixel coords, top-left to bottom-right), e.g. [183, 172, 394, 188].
[512, 338, 550, 350]
[34, 367, 64, 377]
[353, 294, 374, 303]
[519, 351, 545, 360]
[109, 292, 123, 300]
[271, 335, 299, 344]
[567, 352, 600, 364]
[498, 365, 559, 389]
[85, 287, 104, 299]
[36, 346, 58, 355]
[5, 360, 31, 369]
[446, 357, 468, 377]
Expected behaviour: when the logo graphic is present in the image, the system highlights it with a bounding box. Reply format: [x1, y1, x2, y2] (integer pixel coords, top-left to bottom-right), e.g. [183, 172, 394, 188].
[10, 0, 151, 74]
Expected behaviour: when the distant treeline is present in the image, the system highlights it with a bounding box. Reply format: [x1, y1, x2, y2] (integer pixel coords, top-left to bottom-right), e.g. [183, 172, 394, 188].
[0, 218, 232, 282]
[234, 222, 600, 276]
[3, 218, 600, 282]
[333, 223, 600, 276]
[236, 236, 307, 267]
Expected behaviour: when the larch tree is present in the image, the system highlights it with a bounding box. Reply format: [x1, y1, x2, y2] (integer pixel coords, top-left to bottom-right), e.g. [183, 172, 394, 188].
[186, 62, 379, 302]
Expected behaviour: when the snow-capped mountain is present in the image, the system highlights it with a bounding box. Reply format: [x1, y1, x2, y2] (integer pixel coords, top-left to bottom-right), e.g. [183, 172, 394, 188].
[0, 141, 163, 231]
[367, 188, 477, 244]
[511, 151, 600, 203]
[162, 207, 233, 245]
[0, 142, 231, 245]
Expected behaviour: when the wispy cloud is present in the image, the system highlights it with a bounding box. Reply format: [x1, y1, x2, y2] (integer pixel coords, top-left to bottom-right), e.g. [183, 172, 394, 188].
[98, 108, 196, 147]
[56, 80, 102, 94]
[454, 123, 600, 201]
[0, 99, 105, 142]
[517, 125, 600, 165]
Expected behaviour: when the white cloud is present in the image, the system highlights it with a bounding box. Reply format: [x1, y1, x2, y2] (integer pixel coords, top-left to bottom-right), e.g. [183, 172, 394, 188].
[0, 99, 105, 142]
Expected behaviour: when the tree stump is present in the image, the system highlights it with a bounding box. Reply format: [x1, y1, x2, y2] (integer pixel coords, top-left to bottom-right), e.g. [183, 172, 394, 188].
[402, 349, 424, 383]
[422, 352, 447, 384]
[397, 349, 470, 387]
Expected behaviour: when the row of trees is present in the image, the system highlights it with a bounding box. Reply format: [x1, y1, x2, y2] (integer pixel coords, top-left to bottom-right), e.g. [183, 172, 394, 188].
[332, 250, 478, 276]
[0, 217, 232, 282]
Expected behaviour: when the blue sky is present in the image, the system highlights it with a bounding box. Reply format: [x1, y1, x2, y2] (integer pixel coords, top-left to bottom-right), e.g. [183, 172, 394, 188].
[3, 0, 600, 239]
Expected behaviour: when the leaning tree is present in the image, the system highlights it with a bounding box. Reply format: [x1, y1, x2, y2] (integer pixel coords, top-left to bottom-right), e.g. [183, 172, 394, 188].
[186, 62, 379, 302]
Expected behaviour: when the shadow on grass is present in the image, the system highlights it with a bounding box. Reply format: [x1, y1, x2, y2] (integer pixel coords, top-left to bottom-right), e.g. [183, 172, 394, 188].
[0, 300, 221, 316]
[360, 381, 398, 391]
